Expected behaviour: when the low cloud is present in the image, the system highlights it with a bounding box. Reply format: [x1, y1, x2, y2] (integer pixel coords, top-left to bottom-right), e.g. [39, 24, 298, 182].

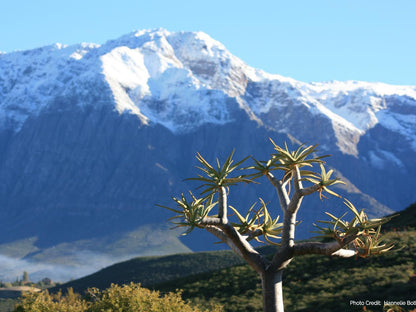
[0, 252, 135, 283]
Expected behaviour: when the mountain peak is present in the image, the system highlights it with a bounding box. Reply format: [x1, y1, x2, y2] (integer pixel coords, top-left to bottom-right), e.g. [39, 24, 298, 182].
[0, 29, 415, 152]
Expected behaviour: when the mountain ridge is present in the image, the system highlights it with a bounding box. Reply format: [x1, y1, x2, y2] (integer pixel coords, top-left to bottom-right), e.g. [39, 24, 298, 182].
[2, 29, 415, 151]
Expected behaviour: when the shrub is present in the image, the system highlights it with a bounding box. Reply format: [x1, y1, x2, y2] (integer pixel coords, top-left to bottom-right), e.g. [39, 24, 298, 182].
[13, 283, 222, 312]
[14, 288, 87, 312]
[85, 283, 222, 312]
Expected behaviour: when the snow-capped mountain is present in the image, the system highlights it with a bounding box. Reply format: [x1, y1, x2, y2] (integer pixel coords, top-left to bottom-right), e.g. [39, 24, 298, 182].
[0, 29, 415, 281]
[2, 29, 415, 153]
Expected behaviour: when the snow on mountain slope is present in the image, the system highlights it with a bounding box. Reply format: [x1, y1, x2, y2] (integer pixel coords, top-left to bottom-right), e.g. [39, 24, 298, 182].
[0, 42, 105, 129]
[1, 28, 415, 152]
[305, 81, 416, 150]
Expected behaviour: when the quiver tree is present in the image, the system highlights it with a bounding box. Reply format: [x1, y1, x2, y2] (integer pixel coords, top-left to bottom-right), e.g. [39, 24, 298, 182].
[161, 139, 394, 312]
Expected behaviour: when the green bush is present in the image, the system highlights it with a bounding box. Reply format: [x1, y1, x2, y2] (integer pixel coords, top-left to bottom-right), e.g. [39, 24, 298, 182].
[13, 283, 222, 312]
[13, 288, 87, 312]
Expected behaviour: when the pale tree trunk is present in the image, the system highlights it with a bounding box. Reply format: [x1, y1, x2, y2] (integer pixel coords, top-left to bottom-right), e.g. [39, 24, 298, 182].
[261, 270, 284, 312]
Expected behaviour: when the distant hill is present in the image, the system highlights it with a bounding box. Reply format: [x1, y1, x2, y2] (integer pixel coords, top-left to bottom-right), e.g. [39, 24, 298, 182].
[51, 250, 243, 294]
[383, 202, 416, 230]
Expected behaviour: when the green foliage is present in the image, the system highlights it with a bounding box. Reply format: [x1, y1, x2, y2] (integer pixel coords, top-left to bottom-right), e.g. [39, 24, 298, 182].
[313, 199, 395, 257]
[156, 264, 262, 312]
[269, 139, 328, 171]
[85, 283, 222, 312]
[161, 141, 341, 243]
[0, 298, 17, 312]
[159, 149, 254, 236]
[162, 192, 217, 235]
[247, 140, 328, 180]
[155, 229, 416, 312]
[383, 202, 416, 231]
[300, 163, 345, 199]
[231, 199, 283, 245]
[187, 150, 253, 195]
[13, 284, 223, 312]
[14, 288, 87, 312]
[163, 139, 392, 257]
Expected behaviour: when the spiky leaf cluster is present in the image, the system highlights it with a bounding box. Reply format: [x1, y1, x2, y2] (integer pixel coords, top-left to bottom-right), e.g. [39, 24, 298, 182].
[313, 199, 394, 257]
[301, 163, 346, 200]
[160, 139, 394, 258]
[230, 198, 283, 245]
[159, 192, 216, 235]
[247, 140, 329, 181]
[270, 139, 329, 171]
[187, 150, 253, 196]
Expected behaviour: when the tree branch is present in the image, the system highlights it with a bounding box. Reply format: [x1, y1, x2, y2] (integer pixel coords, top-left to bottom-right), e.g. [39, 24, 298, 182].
[280, 210, 298, 248]
[246, 229, 264, 241]
[205, 224, 269, 274]
[269, 245, 294, 272]
[293, 165, 303, 193]
[201, 186, 269, 274]
[218, 186, 228, 224]
[300, 183, 321, 196]
[286, 167, 307, 214]
[293, 238, 357, 258]
[266, 172, 289, 212]
[331, 249, 357, 258]
[200, 216, 222, 226]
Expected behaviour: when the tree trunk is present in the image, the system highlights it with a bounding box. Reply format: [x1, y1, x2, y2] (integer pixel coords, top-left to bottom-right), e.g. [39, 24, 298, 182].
[261, 270, 284, 312]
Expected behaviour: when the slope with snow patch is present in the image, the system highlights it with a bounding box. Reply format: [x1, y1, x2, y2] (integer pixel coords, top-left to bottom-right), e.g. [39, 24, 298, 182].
[1, 28, 415, 155]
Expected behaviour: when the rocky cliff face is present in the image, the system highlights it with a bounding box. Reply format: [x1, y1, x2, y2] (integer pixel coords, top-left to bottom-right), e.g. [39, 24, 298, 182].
[0, 28, 415, 280]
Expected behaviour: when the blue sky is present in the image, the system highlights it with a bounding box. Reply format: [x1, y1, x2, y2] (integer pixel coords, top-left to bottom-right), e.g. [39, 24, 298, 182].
[1, 0, 415, 85]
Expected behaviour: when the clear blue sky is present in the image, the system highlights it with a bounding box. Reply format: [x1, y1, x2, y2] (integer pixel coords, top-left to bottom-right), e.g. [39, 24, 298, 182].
[1, 0, 415, 85]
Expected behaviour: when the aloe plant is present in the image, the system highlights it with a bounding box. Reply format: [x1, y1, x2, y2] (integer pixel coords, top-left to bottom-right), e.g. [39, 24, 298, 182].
[313, 199, 394, 256]
[301, 163, 345, 200]
[160, 191, 217, 235]
[187, 150, 253, 195]
[161, 139, 394, 312]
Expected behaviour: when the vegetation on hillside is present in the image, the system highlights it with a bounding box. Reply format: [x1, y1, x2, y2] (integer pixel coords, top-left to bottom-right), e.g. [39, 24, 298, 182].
[383, 203, 416, 231]
[51, 250, 242, 294]
[0, 299, 15, 312]
[154, 228, 416, 312]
